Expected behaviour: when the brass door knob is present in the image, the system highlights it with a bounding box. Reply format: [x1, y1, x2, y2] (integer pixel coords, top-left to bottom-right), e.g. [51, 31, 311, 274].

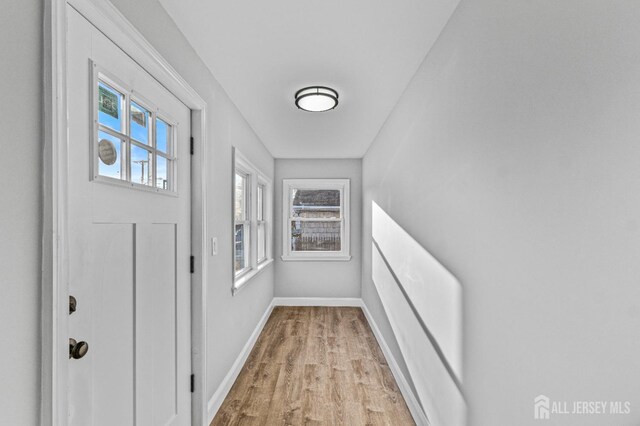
[69, 338, 89, 359]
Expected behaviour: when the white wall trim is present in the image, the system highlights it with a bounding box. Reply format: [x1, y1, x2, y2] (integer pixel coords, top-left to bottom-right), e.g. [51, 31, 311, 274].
[41, 1, 69, 424]
[207, 299, 276, 423]
[360, 302, 430, 426]
[273, 297, 362, 307]
[43, 1, 209, 425]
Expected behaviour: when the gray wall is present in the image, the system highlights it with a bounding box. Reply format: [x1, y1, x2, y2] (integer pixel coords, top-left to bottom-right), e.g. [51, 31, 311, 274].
[109, 0, 276, 403]
[362, 1, 640, 425]
[275, 159, 362, 298]
[0, 1, 274, 422]
[0, 1, 42, 424]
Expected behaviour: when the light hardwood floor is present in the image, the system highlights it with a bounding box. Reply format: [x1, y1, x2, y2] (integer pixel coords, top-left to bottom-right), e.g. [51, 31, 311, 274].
[211, 306, 415, 426]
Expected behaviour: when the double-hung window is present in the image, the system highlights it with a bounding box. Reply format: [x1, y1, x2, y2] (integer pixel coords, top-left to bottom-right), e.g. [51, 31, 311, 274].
[234, 171, 250, 275]
[257, 184, 267, 263]
[282, 179, 351, 261]
[233, 149, 273, 292]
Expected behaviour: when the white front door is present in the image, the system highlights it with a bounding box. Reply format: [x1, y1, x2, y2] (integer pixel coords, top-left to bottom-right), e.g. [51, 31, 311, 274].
[66, 6, 191, 425]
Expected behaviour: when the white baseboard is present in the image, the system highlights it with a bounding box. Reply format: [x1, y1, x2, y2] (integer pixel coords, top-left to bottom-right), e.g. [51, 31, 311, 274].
[361, 303, 430, 426]
[206, 297, 428, 426]
[207, 299, 275, 423]
[272, 296, 363, 307]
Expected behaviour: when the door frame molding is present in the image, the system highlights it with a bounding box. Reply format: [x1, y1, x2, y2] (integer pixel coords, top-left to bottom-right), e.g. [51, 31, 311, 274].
[42, 1, 209, 424]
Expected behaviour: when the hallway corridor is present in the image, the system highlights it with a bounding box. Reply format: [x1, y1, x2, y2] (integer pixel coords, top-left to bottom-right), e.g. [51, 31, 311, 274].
[211, 307, 414, 425]
[7, 0, 640, 424]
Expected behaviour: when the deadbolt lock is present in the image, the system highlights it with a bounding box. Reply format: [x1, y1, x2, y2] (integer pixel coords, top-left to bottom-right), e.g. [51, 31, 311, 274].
[69, 295, 77, 314]
[69, 338, 89, 359]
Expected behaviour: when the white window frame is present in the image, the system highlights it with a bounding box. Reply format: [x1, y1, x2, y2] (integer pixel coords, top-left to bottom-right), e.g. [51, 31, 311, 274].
[91, 63, 178, 195]
[233, 148, 273, 293]
[256, 179, 269, 265]
[233, 168, 251, 277]
[281, 178, 351, 262]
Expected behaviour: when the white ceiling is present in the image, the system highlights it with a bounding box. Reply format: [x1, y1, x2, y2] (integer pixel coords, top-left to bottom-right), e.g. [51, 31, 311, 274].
[159, 0, 460, 158]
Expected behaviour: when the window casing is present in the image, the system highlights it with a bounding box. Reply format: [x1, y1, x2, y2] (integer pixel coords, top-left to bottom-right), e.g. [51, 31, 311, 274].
[233, 149, 273, 292]
[282, 179, 351, 261]
[257, 184, 267, 263]
[92, 64, 176, 193]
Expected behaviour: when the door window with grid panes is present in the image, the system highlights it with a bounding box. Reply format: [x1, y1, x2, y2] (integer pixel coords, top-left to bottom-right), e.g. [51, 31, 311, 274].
[94, 67, 176, 193]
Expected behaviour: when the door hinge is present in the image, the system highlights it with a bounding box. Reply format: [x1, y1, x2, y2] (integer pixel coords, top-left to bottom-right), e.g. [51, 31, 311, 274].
[190, 137, 194, 155]
[190, 255, 195, 274]
[191, 374, 195, 393]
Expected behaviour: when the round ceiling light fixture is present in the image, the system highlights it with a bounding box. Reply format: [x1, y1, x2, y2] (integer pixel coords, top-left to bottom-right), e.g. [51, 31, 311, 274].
[295, 86, 339, 112]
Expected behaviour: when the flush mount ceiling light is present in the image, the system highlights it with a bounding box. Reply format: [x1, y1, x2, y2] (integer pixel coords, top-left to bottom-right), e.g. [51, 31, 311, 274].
[295, 86, 339, 112]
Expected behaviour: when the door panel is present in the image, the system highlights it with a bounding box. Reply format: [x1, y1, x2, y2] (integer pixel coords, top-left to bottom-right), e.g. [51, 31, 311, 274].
[135, 223, 178, 426]
[66, 6, 191, 426]
[92, 224, 135, 426]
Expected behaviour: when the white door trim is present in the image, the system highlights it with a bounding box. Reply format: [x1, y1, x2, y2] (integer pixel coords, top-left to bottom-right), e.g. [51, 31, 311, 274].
[42, 1, 209, 424]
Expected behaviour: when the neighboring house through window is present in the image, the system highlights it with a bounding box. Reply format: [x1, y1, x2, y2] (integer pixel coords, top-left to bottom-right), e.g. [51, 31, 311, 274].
[282, 178, 351, 261]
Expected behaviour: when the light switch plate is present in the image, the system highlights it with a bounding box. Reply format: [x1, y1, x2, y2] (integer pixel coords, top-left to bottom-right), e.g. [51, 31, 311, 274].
[211, 237, 218, 256]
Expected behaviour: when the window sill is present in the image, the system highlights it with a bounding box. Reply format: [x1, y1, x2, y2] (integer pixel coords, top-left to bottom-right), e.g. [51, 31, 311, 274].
[280, 255, 352, 262]
[233, 258, 274, 295]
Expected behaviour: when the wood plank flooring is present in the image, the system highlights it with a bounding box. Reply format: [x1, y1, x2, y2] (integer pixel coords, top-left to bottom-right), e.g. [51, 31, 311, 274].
[211, 306, 415, 426]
